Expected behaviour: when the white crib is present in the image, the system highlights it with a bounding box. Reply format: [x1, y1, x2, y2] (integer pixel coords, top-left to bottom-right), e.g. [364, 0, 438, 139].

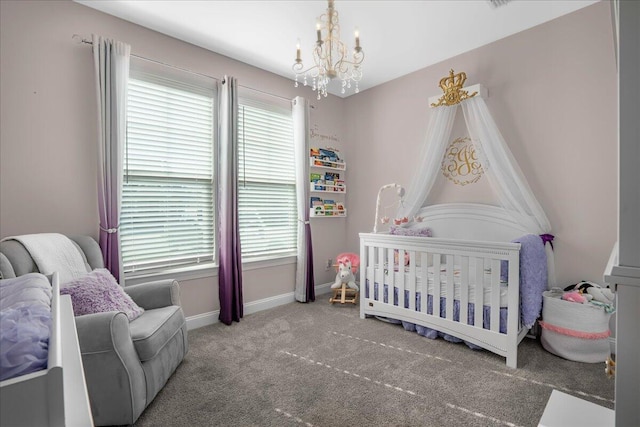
[359, 203, 537, 368]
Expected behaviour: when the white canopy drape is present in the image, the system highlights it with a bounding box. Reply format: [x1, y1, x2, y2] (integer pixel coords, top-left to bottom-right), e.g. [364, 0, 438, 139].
[397, 92, 551, 235]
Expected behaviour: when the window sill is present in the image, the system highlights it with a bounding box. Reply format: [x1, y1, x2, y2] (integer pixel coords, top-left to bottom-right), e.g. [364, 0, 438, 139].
[124, 263, 218, 286]
[123, 255, 297, 285]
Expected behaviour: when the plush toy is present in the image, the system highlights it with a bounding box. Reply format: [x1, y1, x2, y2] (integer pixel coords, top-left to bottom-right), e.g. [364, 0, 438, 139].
[331, 252, 360, 291]
[585, 284, 615, 304]
[562, 291, 589, 304]
[394, 250, 410, 266]
[564, 280, 615, 304]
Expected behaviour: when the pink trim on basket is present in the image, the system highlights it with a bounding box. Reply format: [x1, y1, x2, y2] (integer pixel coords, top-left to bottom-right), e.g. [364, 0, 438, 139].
[538, 321, 611, 340]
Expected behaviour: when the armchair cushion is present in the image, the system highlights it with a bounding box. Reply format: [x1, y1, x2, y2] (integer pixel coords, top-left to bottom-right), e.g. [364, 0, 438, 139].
[129, 305, 185, 362]
[61, 269, 144, 321]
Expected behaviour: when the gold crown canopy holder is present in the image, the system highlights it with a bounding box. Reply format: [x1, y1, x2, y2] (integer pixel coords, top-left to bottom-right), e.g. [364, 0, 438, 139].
[430, 70, 484, 186]
[430, 69, 478, 107]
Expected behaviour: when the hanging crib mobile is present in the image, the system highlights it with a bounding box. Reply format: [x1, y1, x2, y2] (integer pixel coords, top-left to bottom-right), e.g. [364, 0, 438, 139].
[373, 183, 408, 233]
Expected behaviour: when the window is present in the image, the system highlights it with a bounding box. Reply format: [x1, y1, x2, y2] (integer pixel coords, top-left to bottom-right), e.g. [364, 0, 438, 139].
[121, 66, 216, 275]
[238, 99, 297, 261]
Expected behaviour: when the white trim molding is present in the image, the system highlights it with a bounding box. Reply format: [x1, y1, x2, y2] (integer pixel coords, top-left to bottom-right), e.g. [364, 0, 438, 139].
[186, 281, 334, 330]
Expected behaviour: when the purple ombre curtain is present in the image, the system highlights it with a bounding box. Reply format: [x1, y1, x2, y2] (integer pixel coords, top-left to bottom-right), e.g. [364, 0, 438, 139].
[92, 35, 130, 284]
[292, 97, 315, 302]
[218, 76, 243, 324]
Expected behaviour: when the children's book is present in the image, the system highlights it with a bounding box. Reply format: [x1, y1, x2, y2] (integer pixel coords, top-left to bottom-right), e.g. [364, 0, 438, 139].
[310, 197, 323, 208]
[325, 172, 340, 181]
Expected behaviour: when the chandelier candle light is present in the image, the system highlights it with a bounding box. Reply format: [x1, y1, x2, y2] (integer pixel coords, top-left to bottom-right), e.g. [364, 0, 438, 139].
[293, 0, 364, 99]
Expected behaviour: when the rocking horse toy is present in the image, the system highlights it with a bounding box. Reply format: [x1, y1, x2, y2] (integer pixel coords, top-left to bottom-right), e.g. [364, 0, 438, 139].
[329, 252, 360, 305]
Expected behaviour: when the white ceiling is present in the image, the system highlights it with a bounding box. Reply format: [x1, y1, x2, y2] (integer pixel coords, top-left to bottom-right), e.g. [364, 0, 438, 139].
[75, 0, 598, 97]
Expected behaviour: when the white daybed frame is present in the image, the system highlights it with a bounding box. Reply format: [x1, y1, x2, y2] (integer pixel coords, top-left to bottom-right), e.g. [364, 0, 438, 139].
[0, 273, 93, 426]
[359, 203, 531, 369]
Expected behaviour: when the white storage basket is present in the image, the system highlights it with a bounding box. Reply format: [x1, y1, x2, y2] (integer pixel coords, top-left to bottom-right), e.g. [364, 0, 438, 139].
[540, 291, 612, 363]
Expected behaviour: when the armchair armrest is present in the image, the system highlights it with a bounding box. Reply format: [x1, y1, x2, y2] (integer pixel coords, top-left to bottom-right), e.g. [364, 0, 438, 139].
[75, 311, 134, 353]
[74, 312, 147, 426]
[124, 279, 181, 310]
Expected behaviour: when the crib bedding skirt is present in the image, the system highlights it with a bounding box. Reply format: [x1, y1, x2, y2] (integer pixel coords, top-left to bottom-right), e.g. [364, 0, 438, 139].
[366, 281, 508, 349]
[368, 263, 509, 347]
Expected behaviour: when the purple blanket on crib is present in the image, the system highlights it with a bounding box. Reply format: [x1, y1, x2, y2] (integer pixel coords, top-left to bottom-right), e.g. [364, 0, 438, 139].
[501, 234, 547, 328]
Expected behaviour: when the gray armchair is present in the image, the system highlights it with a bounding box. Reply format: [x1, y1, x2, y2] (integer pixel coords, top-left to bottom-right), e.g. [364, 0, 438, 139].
[0, 236, 188, 426]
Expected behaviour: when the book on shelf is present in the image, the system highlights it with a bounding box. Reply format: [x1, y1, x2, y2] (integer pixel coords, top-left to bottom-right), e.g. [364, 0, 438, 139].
[324, 172, 340, 181]
[310, 147, 342, 162]
[313, 182, 326, 190]
[310, 197, 323, 208]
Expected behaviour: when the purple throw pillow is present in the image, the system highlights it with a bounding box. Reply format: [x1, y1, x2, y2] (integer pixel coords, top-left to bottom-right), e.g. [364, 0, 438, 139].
[60, 269, 144, 321]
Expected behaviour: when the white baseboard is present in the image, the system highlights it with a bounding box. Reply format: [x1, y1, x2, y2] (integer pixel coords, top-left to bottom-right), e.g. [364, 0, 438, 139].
[315, 281, 333, 295]
[186, 281, 335, 330]
[186, 310, 220, 331]
[244, 291, 296, 316]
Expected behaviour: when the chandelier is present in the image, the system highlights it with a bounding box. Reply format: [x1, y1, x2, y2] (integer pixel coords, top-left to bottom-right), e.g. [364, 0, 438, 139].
[293, 0, 364, 99]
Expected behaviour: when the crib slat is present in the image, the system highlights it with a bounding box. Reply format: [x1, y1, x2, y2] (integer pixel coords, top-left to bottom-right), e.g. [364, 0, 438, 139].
[408, 250, 416, 311]
[398, 249, 405, 308]
[475, 258, 485, 328]
[446, 254, 454, 321]
[491, 259, 501, 332]
[420, 252, 428, 314]
[433, 254, 441, 317]
[367, 244, 374, 302]
[460, 256, 469, 325]
[377, 246, 385, 302]
[387, 248, 394, 305]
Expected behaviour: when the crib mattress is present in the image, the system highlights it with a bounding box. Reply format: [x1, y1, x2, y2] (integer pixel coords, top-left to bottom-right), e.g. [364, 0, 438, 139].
[369, 264, 509, 307]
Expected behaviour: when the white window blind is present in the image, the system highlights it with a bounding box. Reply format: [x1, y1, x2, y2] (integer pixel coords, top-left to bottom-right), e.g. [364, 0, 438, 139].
[122, 70, 216, 274]
[238, 99, 297, 260]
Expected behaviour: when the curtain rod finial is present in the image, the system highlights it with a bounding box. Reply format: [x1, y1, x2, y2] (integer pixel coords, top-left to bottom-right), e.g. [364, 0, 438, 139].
[72, 34, 92, 45]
